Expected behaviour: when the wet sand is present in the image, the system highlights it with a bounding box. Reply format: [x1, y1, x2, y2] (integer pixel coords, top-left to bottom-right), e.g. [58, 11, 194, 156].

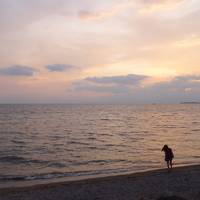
[0, 165, 199, 200]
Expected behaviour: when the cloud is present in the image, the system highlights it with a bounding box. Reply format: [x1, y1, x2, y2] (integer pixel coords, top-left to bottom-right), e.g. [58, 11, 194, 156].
[73, 81, 131, 94]
[45, 64, 75, 72]
[161, 75, 200, 89]
[138, 0, 185, 12]
[0, 1, 98, 36]
[78, 1, 131, 20]
[141, 75, 200, 94]
[72, 74, 148, 94]
[140, 75, 200, 103]
[85, 74, 148, 85]
[71, 74, 200, 103]
[0, 65, 36, 76]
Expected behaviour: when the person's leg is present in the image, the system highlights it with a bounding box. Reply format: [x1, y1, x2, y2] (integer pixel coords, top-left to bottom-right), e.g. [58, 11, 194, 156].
[166, 161, 170, 169]
[170, 160, 172, 168]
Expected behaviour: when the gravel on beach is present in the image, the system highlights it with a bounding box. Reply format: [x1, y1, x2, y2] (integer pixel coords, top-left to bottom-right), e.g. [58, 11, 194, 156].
[0, 165, 199, 200]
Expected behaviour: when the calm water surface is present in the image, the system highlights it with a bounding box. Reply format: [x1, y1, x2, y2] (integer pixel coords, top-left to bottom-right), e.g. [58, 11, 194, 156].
[0, 104, 200, 188]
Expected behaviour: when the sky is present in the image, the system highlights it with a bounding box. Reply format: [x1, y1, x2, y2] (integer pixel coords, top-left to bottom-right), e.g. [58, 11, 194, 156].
[0, 0, 200, 103]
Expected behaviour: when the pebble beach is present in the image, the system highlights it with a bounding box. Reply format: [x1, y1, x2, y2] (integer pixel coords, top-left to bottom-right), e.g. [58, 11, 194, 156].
[0, 165, 199, 200]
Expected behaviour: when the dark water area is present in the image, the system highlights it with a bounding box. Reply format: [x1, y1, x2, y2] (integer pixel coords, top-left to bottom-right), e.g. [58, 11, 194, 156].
[0, 104, 200, 188]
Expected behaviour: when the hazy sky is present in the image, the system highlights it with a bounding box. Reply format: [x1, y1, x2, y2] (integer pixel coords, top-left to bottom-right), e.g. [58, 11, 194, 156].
[0, 0, 200, 103]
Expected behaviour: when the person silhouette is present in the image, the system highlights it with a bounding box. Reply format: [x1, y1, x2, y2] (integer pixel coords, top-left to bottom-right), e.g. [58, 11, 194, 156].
[162, 145, 174, 170]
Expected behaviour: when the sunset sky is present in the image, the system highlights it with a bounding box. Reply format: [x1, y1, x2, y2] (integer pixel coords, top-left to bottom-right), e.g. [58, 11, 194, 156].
[0, 0, 200, 103]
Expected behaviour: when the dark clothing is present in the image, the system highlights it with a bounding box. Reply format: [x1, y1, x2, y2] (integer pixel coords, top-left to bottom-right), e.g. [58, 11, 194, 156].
[164, 148, 174, 161]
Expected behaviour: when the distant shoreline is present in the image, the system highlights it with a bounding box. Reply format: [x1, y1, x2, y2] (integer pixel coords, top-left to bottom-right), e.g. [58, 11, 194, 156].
[0, 164, 199, 200]
[0, 103, 200, 105]
[180, 102, 200, 104]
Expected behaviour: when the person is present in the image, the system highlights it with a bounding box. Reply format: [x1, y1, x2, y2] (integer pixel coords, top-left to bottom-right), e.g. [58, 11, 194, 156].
[161, 145, 174, 170]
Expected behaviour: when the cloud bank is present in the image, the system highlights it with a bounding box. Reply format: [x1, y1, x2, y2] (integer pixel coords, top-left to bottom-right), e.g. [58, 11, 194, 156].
[45, 64, 75, 72]
[71, 74, 200, 103]
[0, 65, 36, 76]
[73, 74, 149, 94]
[85, 74, 147, 85]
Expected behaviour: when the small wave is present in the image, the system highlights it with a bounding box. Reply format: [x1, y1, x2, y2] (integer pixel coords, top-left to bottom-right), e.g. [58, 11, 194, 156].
[69, 141, 90, 145]
[86, 146, 98, 150]
[83, 146, 105, 151]
[47, 162, 66, 168]
[49, 135, 65, 140]
[191, 129, 200, 132]
[72, 160, 106, 166]
[104, 144, 116, 147]
[99, 133, 112, 136]
[0, 173, 67, 182]
[87, 132, 95, 135]
[64, 148, 74, 152]
[11, 140, 27, 147]
[0, 167, 133, 183]
[193, 156, 200, 158]
[0, 156, 27, 163]
[0, 175, 26, 181]
[73, 159, 128, 166]
[11, 140, 26, 144]
[192, 121, 199, 124]
[0, 156, 49, 165]
[87, 137, 96, 140]
[183, 132, 191, 135]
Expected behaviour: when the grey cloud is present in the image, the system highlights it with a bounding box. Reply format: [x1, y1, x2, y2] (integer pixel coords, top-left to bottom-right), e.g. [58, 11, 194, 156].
[153, 76, 200, 90]
[140, 75, 200, 103]
[71, 74, 200, 103]
[0, 65, 36, 76]
[45, 64, 75, 72]
[73, 81, 130, 94]
[85, 74, 148, 85]
[72, 74, 148, 94]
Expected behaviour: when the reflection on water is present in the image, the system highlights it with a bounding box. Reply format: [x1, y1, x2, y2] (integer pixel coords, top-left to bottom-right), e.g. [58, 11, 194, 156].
[0, 104, 200, 187]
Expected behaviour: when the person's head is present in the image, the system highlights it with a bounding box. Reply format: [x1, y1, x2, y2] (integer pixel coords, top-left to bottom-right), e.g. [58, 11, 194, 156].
[162, 144, 168, 151]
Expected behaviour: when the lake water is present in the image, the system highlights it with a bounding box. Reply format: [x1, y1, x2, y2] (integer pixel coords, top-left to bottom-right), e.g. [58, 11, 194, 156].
[0, 104, 200, 188]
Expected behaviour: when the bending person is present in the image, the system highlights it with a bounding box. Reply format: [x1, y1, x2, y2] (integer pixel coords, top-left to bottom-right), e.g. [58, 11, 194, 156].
[162, 144, 174, 170]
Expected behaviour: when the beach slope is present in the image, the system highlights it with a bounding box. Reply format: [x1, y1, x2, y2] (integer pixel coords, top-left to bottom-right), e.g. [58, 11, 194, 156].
[0, 165, 200, 200]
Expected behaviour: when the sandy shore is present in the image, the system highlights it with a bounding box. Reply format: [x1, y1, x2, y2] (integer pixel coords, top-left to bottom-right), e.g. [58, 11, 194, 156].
[0, 165, 199, 200]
